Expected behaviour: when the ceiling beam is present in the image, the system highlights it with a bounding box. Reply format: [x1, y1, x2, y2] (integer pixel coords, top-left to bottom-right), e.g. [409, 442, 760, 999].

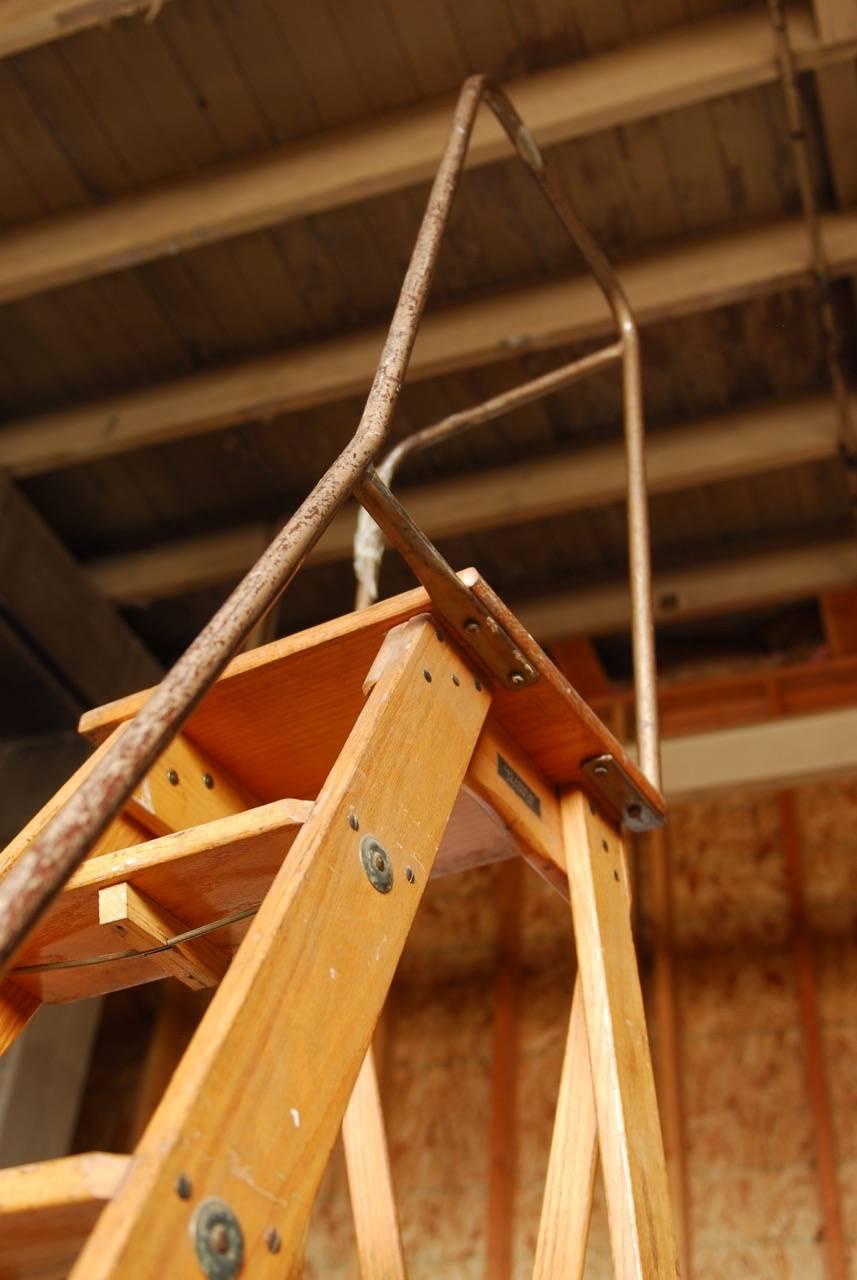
[87, 390, 843, 604]
[0, 480, 162, 708]
[518, 537, 857, 640]
[811, 0, 857, 206]
[0, 0, 168, 59]
[0, 7, 853, 306]
[660, 704, 857, 798]
[4, 210, 857, 479]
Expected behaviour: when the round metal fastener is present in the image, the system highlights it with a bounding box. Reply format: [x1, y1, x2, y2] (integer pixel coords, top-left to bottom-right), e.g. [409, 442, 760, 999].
[167, 768, 180, 786]
[192, 1198, 244, 1279]
[176, 1173, 192, 1200]
[264, 1227, 282, 1254]
[202, 773, 214, 789]
[360, 834, 394, 894]
[405, 865, 416, 884]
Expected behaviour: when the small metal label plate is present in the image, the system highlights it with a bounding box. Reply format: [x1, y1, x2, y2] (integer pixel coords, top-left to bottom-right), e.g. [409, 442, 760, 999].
[497, 754, 541, 817]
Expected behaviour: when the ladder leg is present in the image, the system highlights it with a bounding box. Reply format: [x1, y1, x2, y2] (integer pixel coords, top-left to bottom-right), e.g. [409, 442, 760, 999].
[531, 976, 597, 1279]
[0, 980, 39, 1055]
[342, 1044, 407, 1279]
[70, 616, 490, 1280]
[561, 789, 679, 1280]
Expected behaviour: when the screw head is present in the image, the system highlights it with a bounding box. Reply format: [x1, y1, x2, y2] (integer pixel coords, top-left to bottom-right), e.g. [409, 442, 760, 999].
[176, 1173, 192, 1200]
[475, 678, 483, 692]
[348, 809, 359, 831]
[167, 768, 179, 786]
[405, 866, 416, 884]
[264, 1227, 282, 1254]
[211, 1225, 230, 1255]
[452, 673, 460, 686]
[202, 772, 214, 789]
[423, 668, 432, 682]
[464, 619, 480, 633]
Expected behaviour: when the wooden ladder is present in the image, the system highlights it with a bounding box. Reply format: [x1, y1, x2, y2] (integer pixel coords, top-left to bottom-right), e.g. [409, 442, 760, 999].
[0, 574, 677, 1279]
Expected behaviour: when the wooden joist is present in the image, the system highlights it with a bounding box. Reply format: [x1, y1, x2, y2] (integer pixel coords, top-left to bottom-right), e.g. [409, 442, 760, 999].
[0, 8, 853, 306]
[0, 0, 168, 59]
[594, 648, 857, 742]
[520, 536, 857, 640]
[660, 704, 857, 798]
[86, 390, 844, 604]
[0, 480, 161, 709]
[2, 212, 857, 478]
[811, 0, 857, 206]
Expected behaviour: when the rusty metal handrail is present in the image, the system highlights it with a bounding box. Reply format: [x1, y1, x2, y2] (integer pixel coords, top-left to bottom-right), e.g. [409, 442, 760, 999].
[0, 75, 658, 978]
[355, 83, 659, 792]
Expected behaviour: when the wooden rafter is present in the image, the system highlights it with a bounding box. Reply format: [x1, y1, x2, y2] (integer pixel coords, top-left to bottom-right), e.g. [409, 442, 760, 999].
[521, 536, 857, 641]
[0, 8, 852, 308]
[0, 480, 161, 709]
[811, 0, 857, 207]
[0, 0, 170, 59]
[87, 389, 844, 604]
[2, 212, 857, 478]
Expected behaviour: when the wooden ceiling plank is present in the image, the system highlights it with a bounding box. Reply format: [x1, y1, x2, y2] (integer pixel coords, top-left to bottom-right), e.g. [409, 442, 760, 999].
[86, 390, 844, 604]
[0, 9, 854, 308]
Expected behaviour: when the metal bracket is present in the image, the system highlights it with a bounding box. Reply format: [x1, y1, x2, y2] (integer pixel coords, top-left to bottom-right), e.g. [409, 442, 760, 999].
[581, 754, 664, 833]
[355, 469, 538, 691]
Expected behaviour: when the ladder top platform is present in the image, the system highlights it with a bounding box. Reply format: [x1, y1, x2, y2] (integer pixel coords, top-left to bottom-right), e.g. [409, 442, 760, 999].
[80, 569, 663, 818]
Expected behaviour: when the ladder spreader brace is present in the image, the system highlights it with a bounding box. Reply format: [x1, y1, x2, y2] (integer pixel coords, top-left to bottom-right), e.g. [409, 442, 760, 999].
[0, 75, 679, 1280]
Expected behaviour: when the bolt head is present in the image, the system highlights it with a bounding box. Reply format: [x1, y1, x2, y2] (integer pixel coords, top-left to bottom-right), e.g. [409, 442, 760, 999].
[265, 1227, 282, 1254]
[405, 866, 416, 884]
[176, 1174, 192, 1200]
[202, 773, 214, 789]
[167, 768, 179, 786]
[210, 1224, 230, 1255]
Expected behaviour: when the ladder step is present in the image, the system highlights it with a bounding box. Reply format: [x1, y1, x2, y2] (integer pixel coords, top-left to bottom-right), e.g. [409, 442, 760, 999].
[0, 1153, 128, 1280]
[9, 789, 523, 1005]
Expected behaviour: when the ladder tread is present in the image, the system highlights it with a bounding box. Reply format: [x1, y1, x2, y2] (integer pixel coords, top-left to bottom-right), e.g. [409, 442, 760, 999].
[78, 573, 662, 816]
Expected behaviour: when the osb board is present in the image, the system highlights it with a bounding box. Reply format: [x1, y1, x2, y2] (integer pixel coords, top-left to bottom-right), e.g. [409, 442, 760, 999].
[679, 950, 826, 1279]
[256, 779, 857, 1273]
[637, 790, 790, 949]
